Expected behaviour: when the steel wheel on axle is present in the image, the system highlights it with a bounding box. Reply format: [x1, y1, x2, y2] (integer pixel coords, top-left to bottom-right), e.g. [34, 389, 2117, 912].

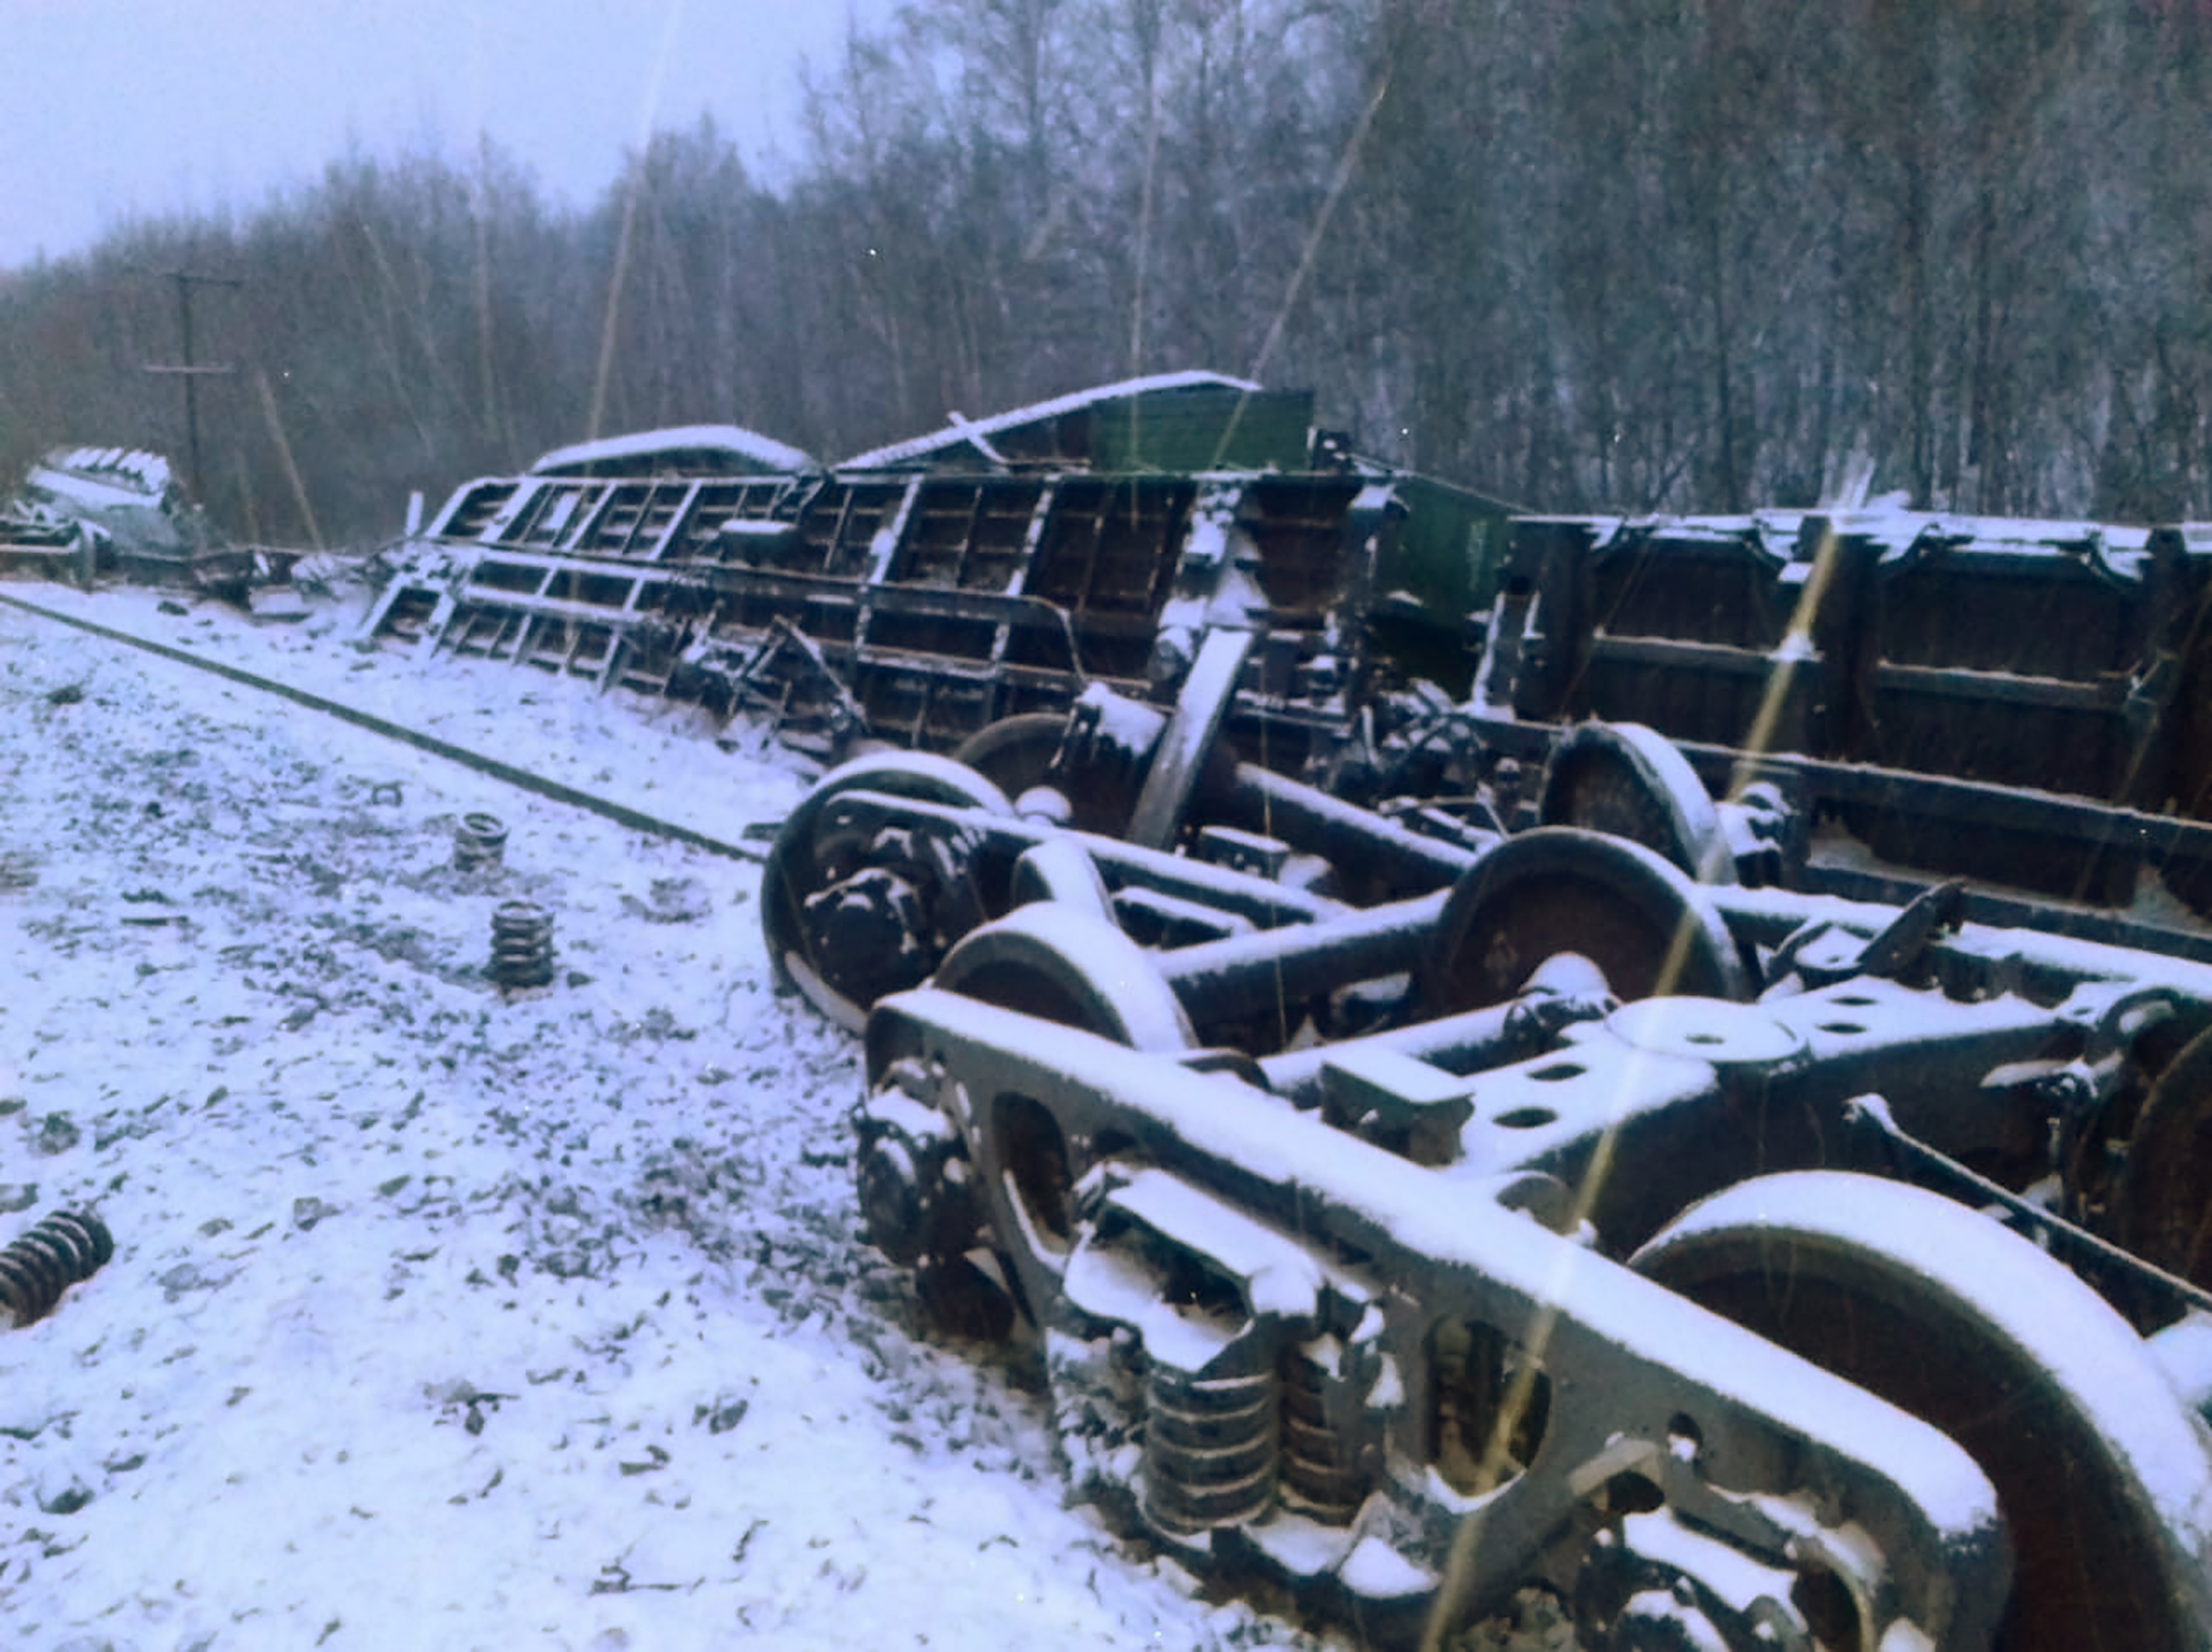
[950, 713, 1135, 834]
[913, 907, 1198, 1336]
[1632, 1171, 2212, 1652]
[932, 902, 1197, 1053]
[1419, 826, 1750, 1014]
[2115, 1021, 2212, 1311]
[762, 751, 1014, 1031]
[1537, 719, 1736, 885]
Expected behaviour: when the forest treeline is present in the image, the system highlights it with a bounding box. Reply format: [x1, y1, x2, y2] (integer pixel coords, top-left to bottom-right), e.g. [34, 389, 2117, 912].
[1, 0, 2207, 546]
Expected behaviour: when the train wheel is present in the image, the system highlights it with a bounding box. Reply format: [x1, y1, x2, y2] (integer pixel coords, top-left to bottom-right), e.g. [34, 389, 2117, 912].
[2116, 1022, 2212, 1303]
[762, 751, 1013, 1031]
[1537, 721, 1733, 884]
[932, 904, 1195, 1053]
[1634, 1171, 2212, 1652]
[951, 714, 1110, 826]
[923, 907, 1196, 1337]
[1419, 827, 1749, 1014]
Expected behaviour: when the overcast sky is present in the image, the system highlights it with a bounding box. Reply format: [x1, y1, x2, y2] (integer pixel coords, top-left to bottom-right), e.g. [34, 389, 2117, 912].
[0, 0, 896, 272]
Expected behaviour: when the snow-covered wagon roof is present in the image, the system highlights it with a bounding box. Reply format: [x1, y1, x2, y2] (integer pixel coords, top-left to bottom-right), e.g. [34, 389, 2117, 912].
[838, 370, 1287, 471]
[529, 425, 815, 478]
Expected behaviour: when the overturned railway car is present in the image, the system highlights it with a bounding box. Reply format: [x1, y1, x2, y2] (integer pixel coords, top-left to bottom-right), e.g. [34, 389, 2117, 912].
[361, 376, 1511, 776]
[762, 673, 2212, 1649]
[1469, 509, 2212, 960]
[762, 658, 2212, 1648]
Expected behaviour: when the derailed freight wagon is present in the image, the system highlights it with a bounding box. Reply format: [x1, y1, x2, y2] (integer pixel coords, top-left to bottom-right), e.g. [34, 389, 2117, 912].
[1467, 506, 2212, 958]
[0, 447, 254, 595]
[761, 624, 2212, 1651]
[361, 373, 1512, 779]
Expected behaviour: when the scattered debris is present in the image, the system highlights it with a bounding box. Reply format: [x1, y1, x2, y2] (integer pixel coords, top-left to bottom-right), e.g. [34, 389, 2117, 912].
[490, 899, 555, 989]
[1, 448, 249, 596]
[452, 811, 509, 871]
[0, 1209, 114, 1327]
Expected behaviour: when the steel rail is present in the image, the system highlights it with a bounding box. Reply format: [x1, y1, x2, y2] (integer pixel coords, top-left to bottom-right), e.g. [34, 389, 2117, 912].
[0, 590, 766, 863]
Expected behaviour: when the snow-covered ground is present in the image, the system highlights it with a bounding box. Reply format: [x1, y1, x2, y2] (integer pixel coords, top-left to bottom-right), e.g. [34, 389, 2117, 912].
[0, 580, 1360, 1651]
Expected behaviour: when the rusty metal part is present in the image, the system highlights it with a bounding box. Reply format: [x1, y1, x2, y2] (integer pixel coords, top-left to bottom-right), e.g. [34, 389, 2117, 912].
[490, 900, 555, 989]
[0, 1209, 114, 1326]
[949, 714, 1113, 829]
[931, 904, 1197, 1052]
[1420, 828, 1748, 1011]
[1537, 721, 1733, 885]
[1633, 1172, 2212, 1652]
[2117, 1023, 2212, 1302]
[453, 812, 509, 871]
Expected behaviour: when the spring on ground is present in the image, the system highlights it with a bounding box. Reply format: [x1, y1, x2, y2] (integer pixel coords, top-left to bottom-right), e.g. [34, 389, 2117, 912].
[453, 812, 509, 871]
[0, 1209, 114, 1327]
[1141, 1365, 1279, 1535]
[491, 899, 555, 988]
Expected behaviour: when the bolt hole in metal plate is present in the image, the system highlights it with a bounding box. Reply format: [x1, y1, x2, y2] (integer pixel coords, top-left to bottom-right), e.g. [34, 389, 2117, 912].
[1491, 1107, 1557, 1130]
[1604, 999, 1802, 1067]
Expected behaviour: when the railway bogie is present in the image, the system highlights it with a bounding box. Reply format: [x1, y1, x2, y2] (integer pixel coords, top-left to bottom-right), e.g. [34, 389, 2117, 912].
[852, 870, 2212, 1647]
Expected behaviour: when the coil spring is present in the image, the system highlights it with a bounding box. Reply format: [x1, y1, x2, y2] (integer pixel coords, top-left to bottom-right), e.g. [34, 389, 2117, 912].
[491, 900, 556, 988]
[1141, 1365, 1279, 1535]
[453, 812, 509, 871]
[0, 1209, 114, 1327]
[1279, 1344, 1367, 1523]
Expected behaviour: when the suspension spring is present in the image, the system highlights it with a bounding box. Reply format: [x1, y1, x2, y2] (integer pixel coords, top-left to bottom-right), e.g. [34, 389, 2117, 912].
[1141, 1364, 1279, 1535]
[490, 899, 556, 989]
[453, 812, 509, 871]
[0, 1209, 114, 1327]
[1279, 1343, 1367, 1523]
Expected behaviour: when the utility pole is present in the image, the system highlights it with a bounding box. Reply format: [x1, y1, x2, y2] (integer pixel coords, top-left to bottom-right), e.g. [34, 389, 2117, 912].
[139, 270, 240, 504]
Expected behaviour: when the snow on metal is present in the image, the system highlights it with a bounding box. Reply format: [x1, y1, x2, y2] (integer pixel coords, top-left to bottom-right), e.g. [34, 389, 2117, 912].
[24, 447, 176, 509]
[837, 369, 1264, 470]
[529, 424, 815, 477]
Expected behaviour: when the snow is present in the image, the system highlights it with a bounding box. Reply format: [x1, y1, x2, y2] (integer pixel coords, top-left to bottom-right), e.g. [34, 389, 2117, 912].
[0, 582, 1324, 1651]
[528, 427, 817, 479]
[836, 371, 1263, 470]
[22, 450, 176, 517]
